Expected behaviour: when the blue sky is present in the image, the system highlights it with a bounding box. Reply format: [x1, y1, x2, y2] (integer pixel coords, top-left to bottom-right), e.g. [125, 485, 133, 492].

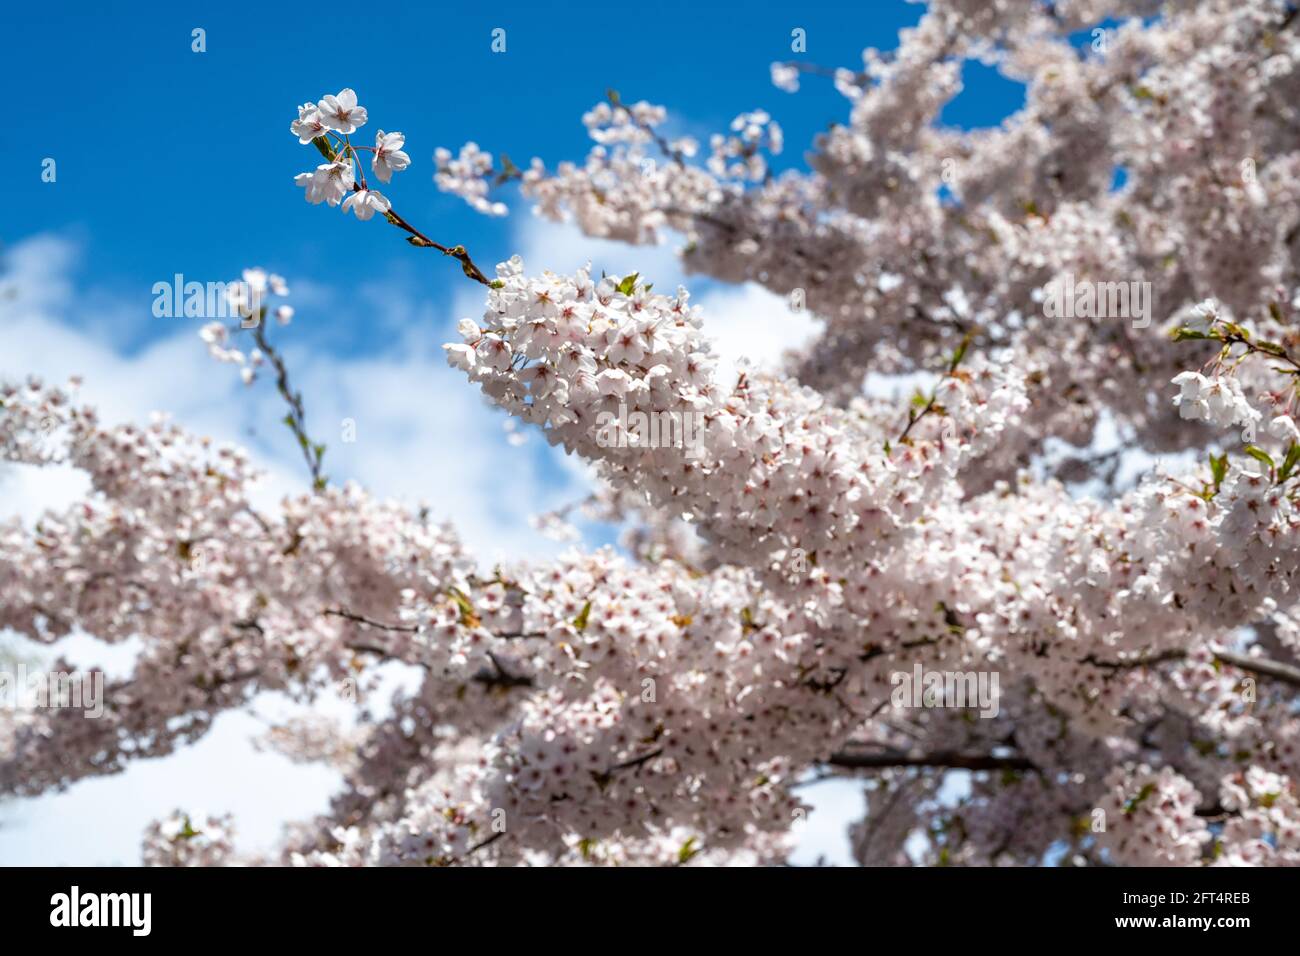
[1, 0, 1035, 864]
[2, 0, 1027, 352]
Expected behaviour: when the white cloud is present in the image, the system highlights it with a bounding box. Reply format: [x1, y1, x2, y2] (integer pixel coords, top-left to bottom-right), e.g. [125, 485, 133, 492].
[0, 234, 586, 563]
[0, 705, 341, 865]
[514, 213, 684, 284]
[690, 280, 821, 388]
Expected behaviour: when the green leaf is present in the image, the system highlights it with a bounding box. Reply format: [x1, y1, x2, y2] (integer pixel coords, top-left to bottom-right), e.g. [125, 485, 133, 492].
[1278, 442, 1300, 483]
[1209, 452, 1229, 492]
[1244, 445, 1275, 471]
[448, 587, 477, 626]
[311, 136, 337, 162]
[1171, 327, 1211, 341]
[1254, 339, 1288, 357]
[572, 599, 592, 632]
[1123, 782, 1156, 815]
[948, 332, 972, 372]
[494, 154, 521, 185]
[677, 837, 700, 864]
[616, 273, 639, 296]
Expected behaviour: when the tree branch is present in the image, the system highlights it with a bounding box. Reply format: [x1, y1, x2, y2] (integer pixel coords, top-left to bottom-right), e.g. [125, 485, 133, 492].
[1214, 649, 1300, 688]
[825, 748, 1036, 772]
[323, 608, 419, 633]
[249, 318, 327, 490]
[313, 136, 494, 286]
[1082, 648, 1300, 689]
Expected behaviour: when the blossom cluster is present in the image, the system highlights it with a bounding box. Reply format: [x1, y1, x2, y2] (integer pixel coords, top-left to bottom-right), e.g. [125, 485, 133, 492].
[1093, 765, 1210, 866]
[707, 110, 783, 182]
[433, 143, 507, 217]
[291, 89, 407, 220]
[1171, 372, 1262, 432]
[141, 811, 237, 867]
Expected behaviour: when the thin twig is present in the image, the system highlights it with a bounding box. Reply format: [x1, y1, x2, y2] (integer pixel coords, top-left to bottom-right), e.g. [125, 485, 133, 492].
[467, 830, 507, 854]
[249, 317, 327, 490]
[313, 136, 494, 286]
[607, 747, 664, 774]
[324, 608, 419, 633]
[607, 89, 687, 166]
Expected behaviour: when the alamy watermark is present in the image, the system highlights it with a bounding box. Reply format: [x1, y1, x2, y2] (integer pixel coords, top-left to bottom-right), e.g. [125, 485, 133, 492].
[0, 664, 105, 718]
[50, 886, 150, 936]
[890, 663, 1000, 718]
[151, 274, 264, 324]
[1042, 272, 1151, 329]
[595, 404, 706, 459]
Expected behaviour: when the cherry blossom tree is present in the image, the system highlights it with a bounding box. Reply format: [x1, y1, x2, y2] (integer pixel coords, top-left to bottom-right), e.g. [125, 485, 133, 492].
[5, 0, 1300, 866]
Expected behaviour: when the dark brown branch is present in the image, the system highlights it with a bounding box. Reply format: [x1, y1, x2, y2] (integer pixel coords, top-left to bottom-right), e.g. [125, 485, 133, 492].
[471, 652, 532, 689]
[1214, 649, 1300, 688]
[826, 748, 1036, 772]
[312, 136, 493, 286]
[323, 608, 418, 633]
[1080, 648, 1187, 670]
[859, 635, 941, 663]
[467, 830, 507, 854]
[1082, 648, 1300, 689]
[607, 747, 664, 774]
